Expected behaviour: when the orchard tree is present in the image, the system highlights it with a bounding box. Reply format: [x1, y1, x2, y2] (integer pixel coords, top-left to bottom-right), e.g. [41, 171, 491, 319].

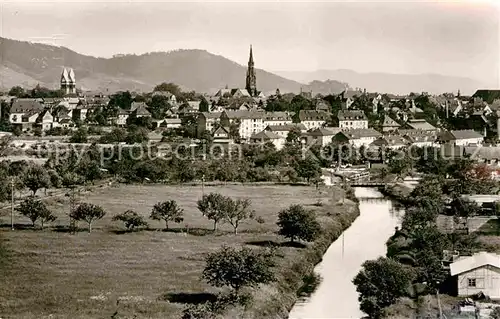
[22, 164, 50, 195]
[222, 198, 254, 235]
[202, 246, 275, 294]
[353, 257, 415, 319]
[197, 193, 227, 231]
[70, 203, 106, 233]
[294, 156, 321, 184]
[113, 210, 148, 231]
[277, 204, 321, 243]
[150, 200, 184, 230]
[69, 127, 88, 143]
[16, 196, 56, 229]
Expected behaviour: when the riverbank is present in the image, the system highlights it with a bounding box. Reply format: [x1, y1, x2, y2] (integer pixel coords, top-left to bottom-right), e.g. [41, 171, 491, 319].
[379, 183, 413, 203]
[0, 183, 357, 319]
[233, 186, 360, 319]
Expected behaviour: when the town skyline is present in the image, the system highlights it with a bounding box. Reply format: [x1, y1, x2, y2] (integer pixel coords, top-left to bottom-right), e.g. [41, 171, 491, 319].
[1, 1, 498, 87]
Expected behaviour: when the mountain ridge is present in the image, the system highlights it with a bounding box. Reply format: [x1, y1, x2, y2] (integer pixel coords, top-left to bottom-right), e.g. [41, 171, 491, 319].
[0, 37, 347, 95]
[274, 69, 487, 95]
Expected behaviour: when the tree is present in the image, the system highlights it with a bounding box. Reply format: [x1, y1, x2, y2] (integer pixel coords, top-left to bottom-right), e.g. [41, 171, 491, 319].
[125, 126, 149, 144]
[277, 204, 321, 243]
[69, 127, 88, 143]
[8, 86, 25, 97]
[16, 196, 56, 229]
[70, 203, 106, 233]
[353, 257, 415, 319]
[22, 165, 50, 195]
[221, 198, 255, 234]
[286, 127, 302, 144]
[150, 200, 184, 230]
[112, 210, 148, 231]
[202, 246, 275, 294]
[154, 82, 182, 97]
[197, 193, 227, 231]
[0, 135, 13, 156]
[294, 156, 321, 183]
[199, 98, 209, 113]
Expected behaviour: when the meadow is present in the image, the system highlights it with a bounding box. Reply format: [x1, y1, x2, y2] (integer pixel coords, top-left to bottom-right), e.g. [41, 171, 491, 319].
[0, 183, 339, 319]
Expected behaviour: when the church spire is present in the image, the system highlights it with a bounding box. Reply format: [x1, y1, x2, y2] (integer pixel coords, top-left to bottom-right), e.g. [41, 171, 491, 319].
[245, 45, 257, 97]
[249, 45, 254, 65]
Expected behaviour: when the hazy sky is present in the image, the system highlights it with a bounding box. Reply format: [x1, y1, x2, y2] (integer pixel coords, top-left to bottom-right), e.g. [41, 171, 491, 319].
[1, 0, 499, 85]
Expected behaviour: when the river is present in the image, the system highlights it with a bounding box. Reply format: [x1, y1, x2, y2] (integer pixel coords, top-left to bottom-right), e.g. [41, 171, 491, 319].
[289, 187, 403, 319]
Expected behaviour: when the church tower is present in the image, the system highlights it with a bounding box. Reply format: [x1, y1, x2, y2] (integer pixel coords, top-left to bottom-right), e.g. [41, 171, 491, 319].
[245, 45, 257, 97]
[60, 67, 76, 95]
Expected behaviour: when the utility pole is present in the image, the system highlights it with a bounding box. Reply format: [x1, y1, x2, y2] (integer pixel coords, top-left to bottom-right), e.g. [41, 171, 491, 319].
[10, 177, 14, 230]
[201, 174, 205, 197]
[436, 287, 443, 319]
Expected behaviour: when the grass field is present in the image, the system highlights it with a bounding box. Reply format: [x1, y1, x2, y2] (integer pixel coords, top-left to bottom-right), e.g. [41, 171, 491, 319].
[0, 183, 335, 319]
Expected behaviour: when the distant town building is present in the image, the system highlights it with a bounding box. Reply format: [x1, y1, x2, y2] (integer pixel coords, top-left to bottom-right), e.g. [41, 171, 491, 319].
[338, 110, 368, 129]
[298, 110, 330, 130]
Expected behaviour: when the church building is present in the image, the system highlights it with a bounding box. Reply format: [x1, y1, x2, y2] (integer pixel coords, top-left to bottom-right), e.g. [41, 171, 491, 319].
[60, 67, 76, 95]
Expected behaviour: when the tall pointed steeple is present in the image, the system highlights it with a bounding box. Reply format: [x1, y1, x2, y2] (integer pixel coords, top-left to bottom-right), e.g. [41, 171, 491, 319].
[245, 45, 257, 97]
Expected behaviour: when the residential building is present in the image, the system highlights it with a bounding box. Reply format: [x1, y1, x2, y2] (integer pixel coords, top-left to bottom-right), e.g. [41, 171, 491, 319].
[250, 130, 285, 150]
[9, 99, 44, 130]
[473, 90, 500, 104]
[450, 252, 500, 299]
[264, 123, 307, 138]
[35, 110, 54, 131]
[400, 129, 437, 148]
[213, 126, 230, 139]
[371, 135, 408, 150]
[116, 108, 129, 126]
[164, 118, 182, 129]
[220, 110, 264, 139]
[307, 127, 341, 147]
[315, 99, 330, 112]
[263, 112, 292, 127]
[338, 110, 368, 129]
[298, 110, 330, 130]
[130, 102, 151, 118]
[333, 128, 382, 147]
[407, 119, 436, 131]
[440, 130, 484, 146]
[197, 112, 221, 137]
[381, 116, 400, 132]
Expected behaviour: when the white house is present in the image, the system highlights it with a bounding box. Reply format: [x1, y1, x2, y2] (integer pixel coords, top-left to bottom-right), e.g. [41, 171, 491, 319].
[338, 110, 368, 129]
[9, 99, 44, 126]
[307, 127, 341, 147]
[399, 129, 437, 148]
[220, 110, 265, 140]
[440, 130, 484, 146]
[298, 110, 330, 130]
[36, 110, 54, 131]
[333, 128, 382, 148]
[371, 135, 408, 150]
[116, 108, 129, 126]
[264, 123, 307, 138]
[450, 252, 500, 299]
[263, 112, 292, 127]
[250, 130, 286, 150]
[164, 118, 182, 129]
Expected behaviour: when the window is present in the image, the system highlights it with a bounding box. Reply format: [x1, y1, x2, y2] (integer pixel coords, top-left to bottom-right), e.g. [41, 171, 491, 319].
[468, 278, 476, 287]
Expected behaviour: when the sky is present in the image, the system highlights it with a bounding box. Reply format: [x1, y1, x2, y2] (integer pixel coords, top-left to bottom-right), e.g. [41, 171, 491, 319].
[1, 0, 499, 86]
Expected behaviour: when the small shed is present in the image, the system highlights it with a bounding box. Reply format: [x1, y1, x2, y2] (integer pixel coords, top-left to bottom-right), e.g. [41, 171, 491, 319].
[450, 252, 500, 299]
